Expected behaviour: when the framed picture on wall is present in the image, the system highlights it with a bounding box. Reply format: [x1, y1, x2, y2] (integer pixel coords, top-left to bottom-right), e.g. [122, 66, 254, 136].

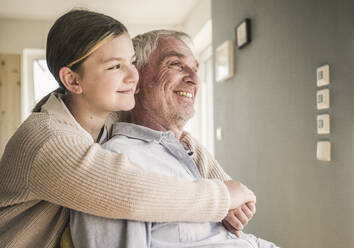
[235, 18, 251, 48]
[215, 40, 234, 82]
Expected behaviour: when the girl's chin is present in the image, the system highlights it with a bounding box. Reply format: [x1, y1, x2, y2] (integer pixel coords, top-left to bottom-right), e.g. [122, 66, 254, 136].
[116, 103, 135, 112]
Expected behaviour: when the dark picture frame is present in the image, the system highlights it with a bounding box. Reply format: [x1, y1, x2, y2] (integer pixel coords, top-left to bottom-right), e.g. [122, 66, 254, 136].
[235, 18, 251, 48]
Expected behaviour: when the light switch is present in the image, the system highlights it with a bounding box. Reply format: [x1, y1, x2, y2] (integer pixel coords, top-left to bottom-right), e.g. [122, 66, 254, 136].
[317, 114, 330, 134]
[216, 127, 223, 141]
[316, 89, 330, 110]
[316, 141, 331, 161]
[317, 64, 330, 87]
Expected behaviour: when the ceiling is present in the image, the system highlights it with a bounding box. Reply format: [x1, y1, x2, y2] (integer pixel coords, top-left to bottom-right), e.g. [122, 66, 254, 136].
[0, 0, 200, 26]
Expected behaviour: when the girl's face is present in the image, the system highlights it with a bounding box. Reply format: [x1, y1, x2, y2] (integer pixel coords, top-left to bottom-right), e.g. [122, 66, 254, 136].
[77, 33, 138, 114]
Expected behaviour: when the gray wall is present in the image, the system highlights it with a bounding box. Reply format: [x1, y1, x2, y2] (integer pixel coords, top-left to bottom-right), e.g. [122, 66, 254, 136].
[211, 0, 353, 247]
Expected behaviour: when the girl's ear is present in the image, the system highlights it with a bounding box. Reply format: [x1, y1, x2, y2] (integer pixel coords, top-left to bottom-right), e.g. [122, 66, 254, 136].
[59, 67, 83, 94]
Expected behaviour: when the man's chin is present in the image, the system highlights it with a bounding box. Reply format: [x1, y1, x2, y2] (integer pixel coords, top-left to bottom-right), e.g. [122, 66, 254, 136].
[179, 109, 195, 123]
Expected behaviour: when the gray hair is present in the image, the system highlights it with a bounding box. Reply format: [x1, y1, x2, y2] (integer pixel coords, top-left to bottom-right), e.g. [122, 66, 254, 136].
[132, 29, 194, 71]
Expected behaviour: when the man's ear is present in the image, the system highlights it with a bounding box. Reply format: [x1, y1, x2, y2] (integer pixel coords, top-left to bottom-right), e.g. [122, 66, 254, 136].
[135, 83, 140, 94]
[135, 73, 144, 95]
[59, 67, 82, 94]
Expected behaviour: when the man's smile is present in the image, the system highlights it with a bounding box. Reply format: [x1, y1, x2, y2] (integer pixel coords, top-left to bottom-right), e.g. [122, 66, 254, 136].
[174, 90, 193, 98]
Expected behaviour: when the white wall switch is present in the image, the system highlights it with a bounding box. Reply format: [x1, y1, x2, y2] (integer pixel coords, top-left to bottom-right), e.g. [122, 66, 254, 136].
[317, 64, 330, 87]
[216, 127, 223, 141]
[316, 141, 331, 161]
[317, 114, 330, 134]
[317, 88, 330, 110]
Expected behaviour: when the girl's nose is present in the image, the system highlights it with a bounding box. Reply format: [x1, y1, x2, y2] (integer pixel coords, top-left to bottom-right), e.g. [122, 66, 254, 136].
[124, 65, 139, 85]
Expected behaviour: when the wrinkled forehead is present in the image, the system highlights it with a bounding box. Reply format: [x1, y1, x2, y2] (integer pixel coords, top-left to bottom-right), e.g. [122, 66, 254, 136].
[156, 36, 198, 67]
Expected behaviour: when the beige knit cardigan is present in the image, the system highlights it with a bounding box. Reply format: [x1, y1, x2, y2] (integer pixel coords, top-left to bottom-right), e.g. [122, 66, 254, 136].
[0, 93, 231, 248]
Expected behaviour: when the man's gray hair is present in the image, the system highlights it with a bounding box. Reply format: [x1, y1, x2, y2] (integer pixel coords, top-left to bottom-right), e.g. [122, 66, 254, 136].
[132, 30, 194, 71]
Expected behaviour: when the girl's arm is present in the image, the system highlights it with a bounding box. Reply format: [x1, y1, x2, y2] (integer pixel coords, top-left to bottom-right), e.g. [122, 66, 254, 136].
[29, 133, 230, 222]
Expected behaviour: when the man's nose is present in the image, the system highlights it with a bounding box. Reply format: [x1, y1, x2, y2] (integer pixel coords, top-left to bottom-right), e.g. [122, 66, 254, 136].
[183, 67, 199, 85]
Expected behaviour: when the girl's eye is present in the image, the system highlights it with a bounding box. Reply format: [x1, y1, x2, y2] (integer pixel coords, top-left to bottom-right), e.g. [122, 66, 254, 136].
[108, 64, 120, 70]
[132, 60, 137, 66]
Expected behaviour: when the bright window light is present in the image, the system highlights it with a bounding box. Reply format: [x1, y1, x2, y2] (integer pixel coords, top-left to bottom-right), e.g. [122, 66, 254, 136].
[33, 59, 58, 103]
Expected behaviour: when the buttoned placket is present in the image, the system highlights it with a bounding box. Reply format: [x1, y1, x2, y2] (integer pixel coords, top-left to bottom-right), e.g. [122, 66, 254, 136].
[158, 131, 201, 179]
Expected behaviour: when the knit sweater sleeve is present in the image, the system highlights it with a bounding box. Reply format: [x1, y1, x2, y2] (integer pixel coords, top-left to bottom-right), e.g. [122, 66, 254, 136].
[180, 131, 232, 181]
[29, 131, 230, 222]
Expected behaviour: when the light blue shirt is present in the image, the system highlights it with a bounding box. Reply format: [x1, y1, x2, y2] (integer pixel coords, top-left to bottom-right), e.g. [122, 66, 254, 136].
[70, 122, 278, 248]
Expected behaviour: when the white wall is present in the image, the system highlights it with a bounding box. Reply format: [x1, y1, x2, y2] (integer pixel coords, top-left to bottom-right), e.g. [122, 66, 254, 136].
[182, 0, 211, 39]
[0, 18, 53, 54]
[0, 18, 179, 54]
[0, 0, 210, 54]
[127, 23, 182, 37]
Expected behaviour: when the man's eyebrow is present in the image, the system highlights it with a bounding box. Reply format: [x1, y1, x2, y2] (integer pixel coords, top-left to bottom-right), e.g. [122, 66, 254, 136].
[102, 55, 136, 63]
[161, 51, 185, 60]
[161, 52, 199, 68]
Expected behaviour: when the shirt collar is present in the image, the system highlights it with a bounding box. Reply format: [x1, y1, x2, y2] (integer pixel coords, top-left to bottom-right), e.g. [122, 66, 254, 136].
[111, 122, 175, 143]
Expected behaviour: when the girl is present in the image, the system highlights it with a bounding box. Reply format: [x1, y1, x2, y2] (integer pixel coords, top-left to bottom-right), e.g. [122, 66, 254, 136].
[0, 10, 234, 248]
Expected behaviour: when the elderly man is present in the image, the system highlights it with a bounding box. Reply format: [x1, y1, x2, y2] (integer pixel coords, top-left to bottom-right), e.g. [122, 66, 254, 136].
[69, 30, 279, 248]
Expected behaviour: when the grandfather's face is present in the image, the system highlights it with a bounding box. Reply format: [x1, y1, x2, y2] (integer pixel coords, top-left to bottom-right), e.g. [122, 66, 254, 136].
[138, 36, 199, 127]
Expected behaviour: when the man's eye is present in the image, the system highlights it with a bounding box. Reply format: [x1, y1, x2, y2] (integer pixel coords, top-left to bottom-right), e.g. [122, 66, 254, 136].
[108, 64, 120, 70]
[169, 62, 183, 71]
